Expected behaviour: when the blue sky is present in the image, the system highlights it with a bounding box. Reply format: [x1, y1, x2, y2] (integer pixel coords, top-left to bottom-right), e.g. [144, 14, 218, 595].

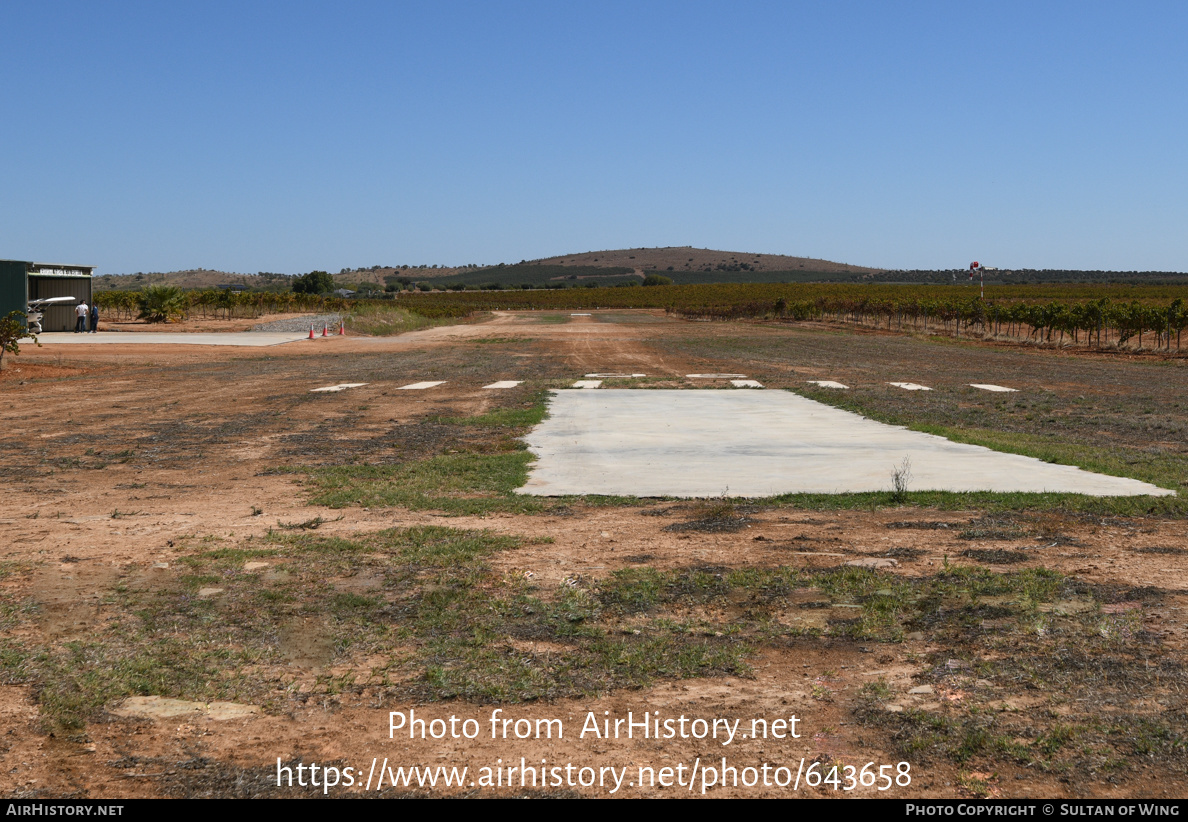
[3, 1, 1186, 273]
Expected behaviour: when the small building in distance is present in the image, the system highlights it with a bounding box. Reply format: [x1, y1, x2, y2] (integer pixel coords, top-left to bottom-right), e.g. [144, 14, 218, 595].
[0, 260, 95, 331]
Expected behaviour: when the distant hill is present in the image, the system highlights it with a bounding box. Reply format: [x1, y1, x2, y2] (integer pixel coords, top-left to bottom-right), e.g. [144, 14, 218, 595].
[525, 246, 882, 274]
[418, 247, 885, 290]
[92, 269, 283, 291]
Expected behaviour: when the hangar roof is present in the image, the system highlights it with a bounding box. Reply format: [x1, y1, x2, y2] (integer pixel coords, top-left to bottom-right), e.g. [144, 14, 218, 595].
[0, 260, 95, 276]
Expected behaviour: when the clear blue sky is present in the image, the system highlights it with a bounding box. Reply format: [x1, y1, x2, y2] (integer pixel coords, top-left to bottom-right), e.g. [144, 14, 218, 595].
[3, 1, 1186, 274]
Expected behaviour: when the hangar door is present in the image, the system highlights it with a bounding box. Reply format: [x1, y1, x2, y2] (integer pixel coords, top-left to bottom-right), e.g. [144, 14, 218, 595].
[28, 275, 92, 331]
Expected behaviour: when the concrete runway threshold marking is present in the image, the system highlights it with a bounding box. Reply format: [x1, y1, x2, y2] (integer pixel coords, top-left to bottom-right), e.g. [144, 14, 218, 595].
[970, 384, 1019, 393]
[731, 380, 764, 388]
[808, 380, 849, 389]
[572, 380, 603, 389]
[686, 373, 747, 379]
[310, 382, 368, 393]
[584, 373, 646, 378]
[484, 381, 523, 389]
[397, 381, 446, 390]
[889, 382, 932, 391]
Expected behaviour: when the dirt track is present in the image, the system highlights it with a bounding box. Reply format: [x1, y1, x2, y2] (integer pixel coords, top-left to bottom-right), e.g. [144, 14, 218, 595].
[2, 310, 1187, 799]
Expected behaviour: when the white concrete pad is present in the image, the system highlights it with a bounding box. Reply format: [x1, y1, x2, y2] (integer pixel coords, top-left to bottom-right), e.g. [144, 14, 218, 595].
[572, 380, 603, 389]
[310, 382, 368, 393]
[25, 332, 309, 347]
[970, 384, 1019, 393]
[808, 380, 849, 389]
[687, 373, 747, 379]
[111, 696, 258, 721]
[585, 373, 646, 378]
[889, 382, 932, 391]
[570, 313, 591, 316]
[519, 390, 1173, 498]
[397, 381, 446, 390]
[731, 380, 764, 388]
[484, 381, 523, 389]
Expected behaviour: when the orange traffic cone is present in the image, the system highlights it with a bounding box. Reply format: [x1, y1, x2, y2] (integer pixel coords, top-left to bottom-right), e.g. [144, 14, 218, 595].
[338, 322, 345, 335]
[308, 325, 315, 339]
[322, 324, 328, 337]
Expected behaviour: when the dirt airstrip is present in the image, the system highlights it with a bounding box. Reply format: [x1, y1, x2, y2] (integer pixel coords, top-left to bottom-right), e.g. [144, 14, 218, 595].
[1, 310, 1187, 799]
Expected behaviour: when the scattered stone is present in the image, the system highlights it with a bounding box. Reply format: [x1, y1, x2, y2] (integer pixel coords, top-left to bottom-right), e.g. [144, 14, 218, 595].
[909, 685, 935, 695]
[197, 587, 224, 598]
[243, 561, 270, 572]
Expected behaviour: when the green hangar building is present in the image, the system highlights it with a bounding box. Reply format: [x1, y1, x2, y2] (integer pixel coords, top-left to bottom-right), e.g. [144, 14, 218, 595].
[0, 260, 95, 331]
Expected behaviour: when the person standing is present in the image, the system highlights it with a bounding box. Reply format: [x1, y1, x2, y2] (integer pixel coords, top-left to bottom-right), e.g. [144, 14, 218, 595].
[89, 302, 99, 333]
[75, 301, 89, 332]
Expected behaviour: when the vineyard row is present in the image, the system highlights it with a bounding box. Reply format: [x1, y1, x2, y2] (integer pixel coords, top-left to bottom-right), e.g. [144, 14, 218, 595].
[93, 284, 1188, 351]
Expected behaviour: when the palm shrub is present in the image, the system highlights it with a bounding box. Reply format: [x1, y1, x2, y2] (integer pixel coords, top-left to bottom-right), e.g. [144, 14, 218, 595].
[137, 285, 187, 323]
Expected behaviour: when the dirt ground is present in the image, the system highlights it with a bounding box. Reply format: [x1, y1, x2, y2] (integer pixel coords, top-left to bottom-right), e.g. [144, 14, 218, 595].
[2, 310, 1186, 799]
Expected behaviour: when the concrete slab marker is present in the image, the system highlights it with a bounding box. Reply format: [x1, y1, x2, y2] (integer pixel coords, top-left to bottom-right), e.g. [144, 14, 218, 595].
[310, 382, 368, 393]
[889, 382, 932, 391]
[484, 381, 523, 389]
[571, 313, 591, 316]
[111, 696, 259, 721]
[397, 381, 446, 390]
[584, 373, 646, 378]
[28, 331, 311, 347]
[686, 373, 748, 379]
[731, 380, 764, 388]
[969, 384, 1019, 393]
[808, 380, 849, 389]
[519, 389, 1176, 498]
[572, 380, 603, 389]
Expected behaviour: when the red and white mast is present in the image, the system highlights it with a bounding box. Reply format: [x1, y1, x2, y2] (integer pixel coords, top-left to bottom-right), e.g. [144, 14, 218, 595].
[969, 261, 983, 300]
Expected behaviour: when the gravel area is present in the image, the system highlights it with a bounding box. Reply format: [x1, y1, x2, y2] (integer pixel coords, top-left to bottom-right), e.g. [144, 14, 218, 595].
[252, 313, 344, 333]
